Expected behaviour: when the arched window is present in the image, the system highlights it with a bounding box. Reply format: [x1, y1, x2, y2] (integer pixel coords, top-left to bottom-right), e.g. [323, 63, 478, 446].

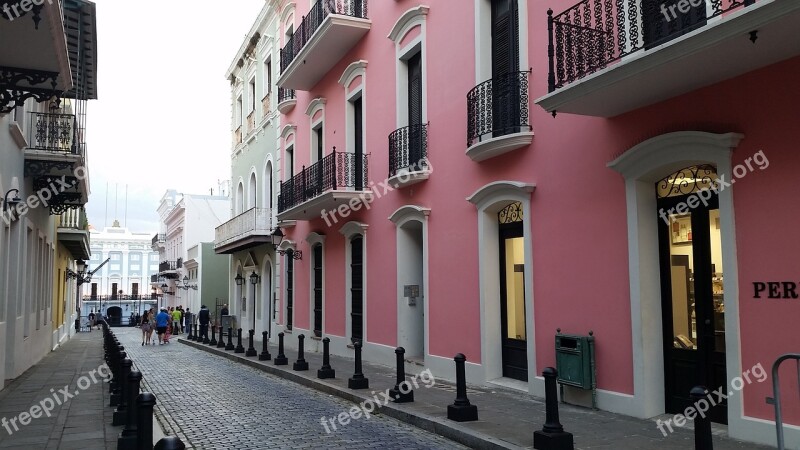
[236, 182, 244, 215]
[249, 173, 257, 209]
[265, 162, 273, 210]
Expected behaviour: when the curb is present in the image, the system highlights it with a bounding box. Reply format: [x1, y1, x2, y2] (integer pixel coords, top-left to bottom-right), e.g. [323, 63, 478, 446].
[179, 338, 520, 450]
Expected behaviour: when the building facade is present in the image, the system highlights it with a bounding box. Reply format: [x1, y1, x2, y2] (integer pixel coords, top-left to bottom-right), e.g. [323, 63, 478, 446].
[223, 0, 800, 447]
[151, 190, 231, 312]
[0, 0, 98, 387]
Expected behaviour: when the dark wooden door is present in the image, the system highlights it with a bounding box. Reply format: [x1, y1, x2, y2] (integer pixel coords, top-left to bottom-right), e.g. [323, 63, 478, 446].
[350, 236, 364, 342]
[407, 52, 423, 169]
[353, 97, 364, 190]
[285, 256, 293, 330]
[642, 0, 707, 49]
[313, 244, 323, 337]
[491, 0, 520, 137]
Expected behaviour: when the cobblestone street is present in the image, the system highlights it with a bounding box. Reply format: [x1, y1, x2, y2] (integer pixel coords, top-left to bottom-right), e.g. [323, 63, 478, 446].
[119, 328, 464, 449]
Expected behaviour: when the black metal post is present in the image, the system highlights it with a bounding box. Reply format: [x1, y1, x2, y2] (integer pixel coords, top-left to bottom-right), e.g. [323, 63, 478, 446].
[235, 328, 245, 353]
[317, 337, 334, 379]
[136, 392, 156, 450]
[113, 358, 132, 425]
[246, 329, 257, 357]
[348, 340, 369, 389]
[202, 323, 210, 344]
[209, 325, 217, 346]
[389, 347, 413, 402]
[194, 324, 199, 341]
[533, 367, 574, 450]
[117, 370, 141, 449]
[110, 350, 126, 407]
[274, 332, 288, 365]
[691, 386, 713, 450]
[259, 331, 272, 361]
[217, 326, 226, 348]
[293, 334, 309, 370]
[447, 353, 478, 422]
[187, 321, 193, 340]
[155, 436, 186, 450]
[225, 327, 235, 351]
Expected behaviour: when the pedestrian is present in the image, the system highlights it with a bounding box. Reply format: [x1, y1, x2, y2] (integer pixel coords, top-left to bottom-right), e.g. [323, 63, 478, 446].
[140, 310, 151, 346]
[220, 304, 229, 316]
[198, 305, 210, 341]
[87, 310, 95, 332]
[178, 306, 185, 334]
[148, 308, 156, 345]
[164, 320, 172, 344]
[155, 307, 170, 345]
[171, 307, 182, 335]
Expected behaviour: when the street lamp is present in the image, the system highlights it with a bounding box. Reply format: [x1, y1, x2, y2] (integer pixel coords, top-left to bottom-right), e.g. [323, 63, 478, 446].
[66, 258, 110, 330]
[249, 271, 260, 332]
[272, 228, 302, 260]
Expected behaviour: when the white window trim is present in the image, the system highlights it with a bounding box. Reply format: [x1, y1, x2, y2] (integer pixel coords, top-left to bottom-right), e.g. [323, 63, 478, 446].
[473, 0, 529, 84]
[339, 61, 367, 158]
[306, 232, 326, 337]
[306, 98, 327, 163]
[340, 222, 368, 343]
[248, 169, 258, 210]
[390, 6, 428, 129]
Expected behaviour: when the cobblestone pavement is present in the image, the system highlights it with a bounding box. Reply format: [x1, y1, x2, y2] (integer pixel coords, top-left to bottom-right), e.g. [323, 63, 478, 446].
[119, 328, 465, 449]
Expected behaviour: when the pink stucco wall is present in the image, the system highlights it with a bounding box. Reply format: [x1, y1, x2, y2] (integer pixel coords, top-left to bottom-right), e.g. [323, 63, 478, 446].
[274, 0, 800, 424]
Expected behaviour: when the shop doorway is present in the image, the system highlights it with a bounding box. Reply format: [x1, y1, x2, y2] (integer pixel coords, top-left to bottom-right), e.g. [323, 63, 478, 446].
[656, 165, 727, 423]
[498, 202, 527, 381]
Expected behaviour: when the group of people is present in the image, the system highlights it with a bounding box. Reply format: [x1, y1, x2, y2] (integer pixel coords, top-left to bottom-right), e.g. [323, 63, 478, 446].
[139, 305, 190, 346]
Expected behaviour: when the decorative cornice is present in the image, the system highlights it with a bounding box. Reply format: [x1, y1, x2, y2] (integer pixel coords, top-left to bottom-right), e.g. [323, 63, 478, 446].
[388, 5, 429, 42]
[338, 60, 368, 87]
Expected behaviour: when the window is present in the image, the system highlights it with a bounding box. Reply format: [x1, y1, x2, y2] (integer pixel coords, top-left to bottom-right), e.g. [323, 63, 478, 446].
[286, 145, 294, 177]
[110, 264, 120, 271]
[110, 254, 120, 261]
[130, 254, 140, 261]
[249, 79, 256, 113]
[236, 96, 243, 128]
[130, 264, 140, 271]
[312, 244, 323, 337]
[264, 60, 272, 94]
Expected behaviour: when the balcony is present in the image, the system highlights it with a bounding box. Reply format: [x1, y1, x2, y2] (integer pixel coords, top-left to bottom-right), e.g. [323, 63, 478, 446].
[24, 111, 89, 209]
[151, 233, 165, 250]
[56, 206, 90, 260]
[215, 208, 277, 254]
[536, 0, 800, 117]
[158, 260, 179, 278]
[278, 149, 371, 221]
[388, 123, 430, 188]
[150, 274, 161, 283]
[466, 70, 534, 162]
[277, 0, 371, 90]
[277, 87, 296, 114]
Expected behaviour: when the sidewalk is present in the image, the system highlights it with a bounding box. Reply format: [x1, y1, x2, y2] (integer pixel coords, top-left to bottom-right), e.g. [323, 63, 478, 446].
[180, 335, 773, 450]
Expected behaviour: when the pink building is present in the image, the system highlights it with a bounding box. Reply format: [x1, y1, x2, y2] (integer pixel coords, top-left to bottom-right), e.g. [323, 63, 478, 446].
[267, 0, 800, 446]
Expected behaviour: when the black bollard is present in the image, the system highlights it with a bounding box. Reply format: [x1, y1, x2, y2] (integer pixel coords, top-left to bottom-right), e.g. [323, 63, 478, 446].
[317, 337, 335, 379]
[235, 328, 245, 353]
[225, 327, 235, 351]
[111, 350, 126, 406]
[155, 436, 187, 450]
[113, 359, 132, 425]
[117, 370, 142, 450]
[274, 332, 288, 365]
[209, 325, 217, 346]
[246, 329, 258, 357]
[293, 334, 309, 370]
[259, 331, 272, 361]
[202, 324, 210, 344]
[217, 326, 226, 348]
[447, 353, 478, 422]
[194, 324, 199, 341]
[136, 392, 156, 450]
[690, 386, 713, 450]
[348, 340, 369, 389]
[389, 347, 414, 403]
[533, 367, 574, 450]
[110, 344, 124, 395]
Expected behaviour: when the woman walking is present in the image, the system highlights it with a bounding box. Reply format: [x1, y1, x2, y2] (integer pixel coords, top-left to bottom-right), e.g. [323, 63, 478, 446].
[148, 307, 157, 345]
[140, 310, 151, 346]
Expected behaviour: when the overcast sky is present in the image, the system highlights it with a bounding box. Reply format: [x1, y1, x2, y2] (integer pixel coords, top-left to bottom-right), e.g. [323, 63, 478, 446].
[85, 0, 264, 234]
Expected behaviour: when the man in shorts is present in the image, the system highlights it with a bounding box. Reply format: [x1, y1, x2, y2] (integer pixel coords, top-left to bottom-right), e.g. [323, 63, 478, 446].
[156, 307, 170, 344]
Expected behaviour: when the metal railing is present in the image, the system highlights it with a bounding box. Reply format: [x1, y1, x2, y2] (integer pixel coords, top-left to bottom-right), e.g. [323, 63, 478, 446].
[279, 0, 368, 73]
[767, 353, 800, 449]
[278, 149, 368, 213]
[467, 70, 531, 147]
[150, 274, 160, 283]
[547, 0, 756, 92]
[215, 207, 274, 248]
[59, 206, 88, 229]
[28, 112, 79, 153]
[278, 87, 295, 104]
[389, 123, 428, 178]
[151, 233, 165, 246]
[158, 261, 178, 272]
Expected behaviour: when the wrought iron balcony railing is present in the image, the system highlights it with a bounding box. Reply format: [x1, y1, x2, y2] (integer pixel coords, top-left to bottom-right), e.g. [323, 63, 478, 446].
[547, 0, 756, 92]
[28, 112, 80, 153]
[215, 207, 274, 249]
[150, 274, 160, 283]
[389, 123, 428, 178]
[278, 87, 295, 103]
[278, 149, 368, 213]
[279, 0, 368, 74]
[151, 233, 165, 246]
[467, 70, 531, 147]
[176, 257, 183, 269]
[158, 260, 178, 272]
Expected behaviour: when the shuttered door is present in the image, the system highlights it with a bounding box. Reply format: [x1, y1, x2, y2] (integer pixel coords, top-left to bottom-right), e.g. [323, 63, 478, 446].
[354, 98, 364, 190]
[642, 0, 707, 49]
[408, 53, 423, 169]
[351, 236, 363, 342]
[286, 256, 293, 330]
[313, 245, 323, 337]
[491, 0, 520, 137]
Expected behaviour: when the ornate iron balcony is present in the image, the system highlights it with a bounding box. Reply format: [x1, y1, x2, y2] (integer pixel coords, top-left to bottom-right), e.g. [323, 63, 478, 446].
[151, 233, 165, 246]
[547, 0, 756, 92]
[389, 123, 428, 178]
[467, 70, 531, 147]
[278, 149, 368, 213]
[29, 112, 79, 153]
[278, 87, 295, 103]
[158, 260, 178, 272]
[279, 0, 368, 74]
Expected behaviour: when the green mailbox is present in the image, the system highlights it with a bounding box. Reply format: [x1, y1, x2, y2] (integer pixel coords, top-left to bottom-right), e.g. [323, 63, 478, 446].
[555, 330, 597, 409]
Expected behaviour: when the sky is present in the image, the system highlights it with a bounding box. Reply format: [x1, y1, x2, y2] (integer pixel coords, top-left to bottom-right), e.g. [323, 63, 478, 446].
[85, 0, 265, 234]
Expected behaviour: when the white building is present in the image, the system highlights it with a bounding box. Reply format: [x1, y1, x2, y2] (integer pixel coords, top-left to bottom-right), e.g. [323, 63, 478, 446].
[151, 190, 231, 311]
